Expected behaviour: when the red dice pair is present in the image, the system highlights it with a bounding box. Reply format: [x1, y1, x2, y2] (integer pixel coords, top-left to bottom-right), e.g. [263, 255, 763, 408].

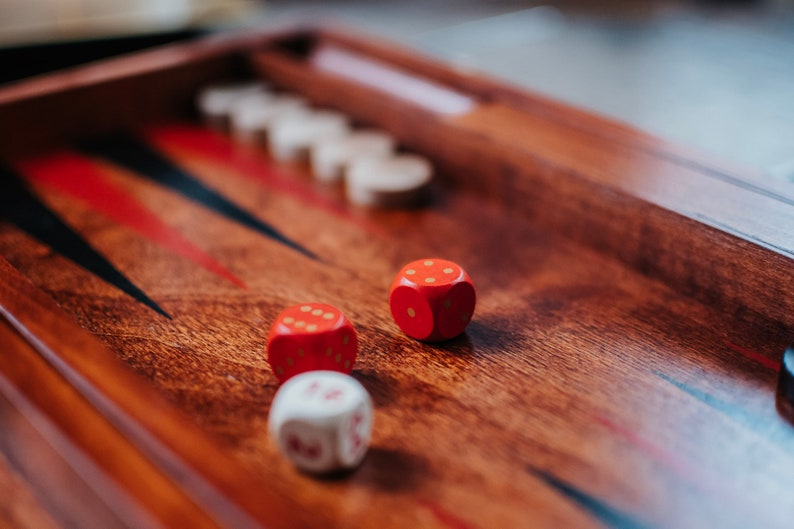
[267, 259, 475, 383]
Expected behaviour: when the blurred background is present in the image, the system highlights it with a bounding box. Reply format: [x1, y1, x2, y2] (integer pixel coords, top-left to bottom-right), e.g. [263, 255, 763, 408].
[0, 0, 792, 182]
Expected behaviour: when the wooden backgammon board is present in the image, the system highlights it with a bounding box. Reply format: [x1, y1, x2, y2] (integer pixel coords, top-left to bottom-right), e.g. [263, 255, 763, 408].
[0, 26, 793, 529]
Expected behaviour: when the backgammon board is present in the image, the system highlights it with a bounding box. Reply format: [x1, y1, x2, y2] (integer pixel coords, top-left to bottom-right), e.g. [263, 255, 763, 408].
[0, 26, 793, 529]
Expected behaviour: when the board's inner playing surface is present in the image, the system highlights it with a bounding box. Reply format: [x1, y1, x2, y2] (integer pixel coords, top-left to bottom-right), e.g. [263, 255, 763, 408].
[1, 31, 793, 529]
[1, 118, 792, 529]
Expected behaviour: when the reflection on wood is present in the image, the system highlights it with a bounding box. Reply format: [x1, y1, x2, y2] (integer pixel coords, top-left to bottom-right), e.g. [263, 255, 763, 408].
[0, 26, 792, 529]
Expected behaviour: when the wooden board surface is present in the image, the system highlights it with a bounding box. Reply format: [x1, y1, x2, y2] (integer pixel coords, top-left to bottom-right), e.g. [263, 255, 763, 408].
[0, 26, 792, 529]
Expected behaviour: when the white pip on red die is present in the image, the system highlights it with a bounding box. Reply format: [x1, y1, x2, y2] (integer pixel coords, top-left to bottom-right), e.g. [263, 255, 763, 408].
[268, 371, 373, 474]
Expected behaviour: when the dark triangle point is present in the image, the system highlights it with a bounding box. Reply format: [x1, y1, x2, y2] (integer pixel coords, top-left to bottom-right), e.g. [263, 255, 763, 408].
[0, 163, 171, 318]
[78, 132, 318, 261]
[526, 466, 652, 529]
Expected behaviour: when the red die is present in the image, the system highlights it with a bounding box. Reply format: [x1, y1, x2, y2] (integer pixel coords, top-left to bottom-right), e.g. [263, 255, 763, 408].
[267, 303, 358, 383]
[389, 258, 476, 342]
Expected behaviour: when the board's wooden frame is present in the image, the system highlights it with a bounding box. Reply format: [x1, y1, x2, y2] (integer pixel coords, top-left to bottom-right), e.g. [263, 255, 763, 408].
[0, 25, 792, 528]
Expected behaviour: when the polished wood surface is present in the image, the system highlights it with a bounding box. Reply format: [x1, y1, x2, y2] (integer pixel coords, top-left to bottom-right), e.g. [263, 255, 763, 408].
[0, 26, 792, 529]
[0, 449, 59, 529]
[251, 31, 794, 329]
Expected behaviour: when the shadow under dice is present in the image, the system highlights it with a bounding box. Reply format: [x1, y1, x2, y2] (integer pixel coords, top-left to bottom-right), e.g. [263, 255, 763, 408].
[268, 371, 373, 473]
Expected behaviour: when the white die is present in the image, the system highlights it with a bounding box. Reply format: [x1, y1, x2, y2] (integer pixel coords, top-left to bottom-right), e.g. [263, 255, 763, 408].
[268, 371, 373, 473]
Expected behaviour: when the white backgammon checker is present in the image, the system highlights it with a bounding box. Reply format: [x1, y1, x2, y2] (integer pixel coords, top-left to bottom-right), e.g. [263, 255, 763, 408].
[268, 371, 373, 474]
[310, 129, 396, 183]
[346, 154, 434, 207]
[196, 82, 267, 130]
[269, 109, 351, 162]
[229, 93, 308, 144]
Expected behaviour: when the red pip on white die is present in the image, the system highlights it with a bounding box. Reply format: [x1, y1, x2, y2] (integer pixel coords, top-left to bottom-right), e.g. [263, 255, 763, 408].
[268, 371, 373, 474]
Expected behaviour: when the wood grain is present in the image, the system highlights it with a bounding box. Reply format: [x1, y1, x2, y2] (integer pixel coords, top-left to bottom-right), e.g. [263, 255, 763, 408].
[0, 258, 320, 529]
[0, 449, 61, 529]
[0, 25, 792, 529]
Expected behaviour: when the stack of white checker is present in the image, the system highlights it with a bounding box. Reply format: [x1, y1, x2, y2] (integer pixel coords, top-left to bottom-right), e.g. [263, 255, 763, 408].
[197, 82, 433, 208]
